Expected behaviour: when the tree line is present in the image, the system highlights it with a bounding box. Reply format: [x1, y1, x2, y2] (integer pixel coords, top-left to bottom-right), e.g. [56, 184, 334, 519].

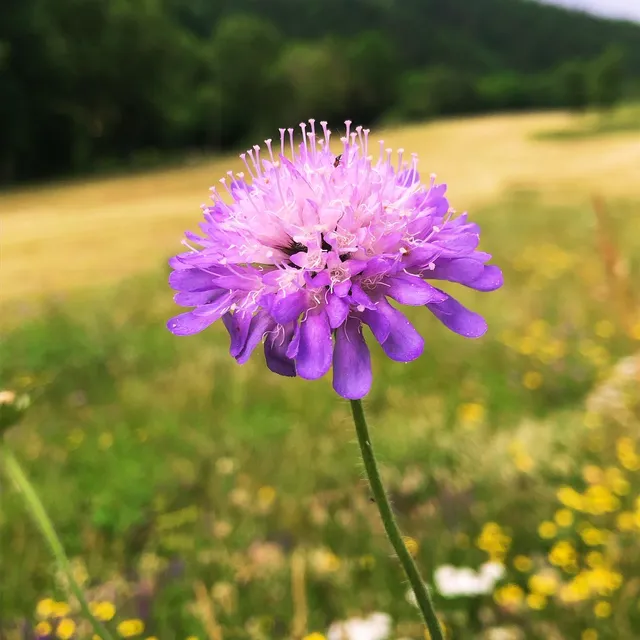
[1, 0, 638, 185]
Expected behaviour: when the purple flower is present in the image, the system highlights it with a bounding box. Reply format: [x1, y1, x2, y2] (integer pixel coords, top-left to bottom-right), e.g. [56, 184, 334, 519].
[167, 120, 502, 399]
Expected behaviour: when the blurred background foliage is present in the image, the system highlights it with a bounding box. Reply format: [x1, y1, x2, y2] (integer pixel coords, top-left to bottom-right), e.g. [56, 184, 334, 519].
[1, 0, 639, 184]
[3, 1, 640, 639]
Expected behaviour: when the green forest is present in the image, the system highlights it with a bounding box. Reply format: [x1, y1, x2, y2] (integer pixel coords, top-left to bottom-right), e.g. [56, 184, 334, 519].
[2, 0, 639, 185]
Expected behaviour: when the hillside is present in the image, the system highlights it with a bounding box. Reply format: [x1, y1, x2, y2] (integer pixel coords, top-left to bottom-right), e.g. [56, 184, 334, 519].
[2, 0, 640, 183]
[173, 0, 640, 73]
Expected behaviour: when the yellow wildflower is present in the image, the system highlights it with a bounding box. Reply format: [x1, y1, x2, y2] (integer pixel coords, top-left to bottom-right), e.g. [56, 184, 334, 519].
[554, 509, 574, 527]
[36, 598, 56, 619]
[117, 619, 145, 638]
[557, 486, 583, 510]
[526, 593, 547, 610]
[303, 634, 327, 640]
[583, 485, 619, 515]
[518, 337, 536, 355]
[617, 438, 640, 471]
[513, 555, 533, 572]
[457, 402, 485, 427]
[587, 567, 623, 596]
[538, 521, 557, 539]
[594, 601, 612, 618]
[523, 371, 543, 390]
[476, 522, 511, 561]
[549, 541, 577, 567]
[559, 574, 591, 603]
[51, 602, 71, 618]
[616, 512, 636, 532]
[35, 622, 52, 637]
[586, 551, 604, 568]
[403, 536, 419, 557]
[631, 321, 640, 340]
[582, 465, 603, 484]
[257, 485, 276, 509]
[56, 619, 76, 640]
[529, 573, 558, 596]
[580, 527, 606, 546]
[90, 601, 116, 622]
[310, 548, 341, 573]
[514, 452, 534, 473]
[582, 630, 598, 640]
[494, 584, 524, 608]
[605, 473, 627, 497]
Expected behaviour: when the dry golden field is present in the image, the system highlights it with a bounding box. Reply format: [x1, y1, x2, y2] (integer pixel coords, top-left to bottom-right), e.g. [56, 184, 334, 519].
[2, 110, 639, 303]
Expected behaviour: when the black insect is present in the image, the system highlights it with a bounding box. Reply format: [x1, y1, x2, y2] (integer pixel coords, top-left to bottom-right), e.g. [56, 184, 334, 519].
[333, 154, 342, 168]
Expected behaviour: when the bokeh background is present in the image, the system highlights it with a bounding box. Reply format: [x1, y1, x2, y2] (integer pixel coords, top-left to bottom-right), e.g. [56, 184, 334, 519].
[1, 1, 640, 639]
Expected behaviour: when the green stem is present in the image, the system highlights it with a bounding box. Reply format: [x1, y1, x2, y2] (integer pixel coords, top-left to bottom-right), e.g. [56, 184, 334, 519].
[350, 400, 444, 640]
[1, 445, 115, 640]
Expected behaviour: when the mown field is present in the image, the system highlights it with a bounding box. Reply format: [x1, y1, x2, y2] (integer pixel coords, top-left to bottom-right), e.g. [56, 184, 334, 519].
[1, 109, 640, 640]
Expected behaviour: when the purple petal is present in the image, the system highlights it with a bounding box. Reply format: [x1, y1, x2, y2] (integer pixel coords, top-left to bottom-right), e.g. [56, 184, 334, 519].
[376, 298, 424, 362]
[359, 307, 390, 344]
[272, 290, 309, 324]
[349, 283, 377, 310]
[264, 331, 297, 377]
[429, 258, 485, 285]
[237, 312, 273, 364]
[333, 318, 372, 400]
[169, 269, 218, 292]
[167, 311, 220, 336]
[286, 322, 301, 358]
[427, 294, 488, 338]
[362, 256, 396, 278]
[345, 260, 368, 277]
[296, 310, 332, 380]
[401, 246, 440, 270]
[333, 280, 351, 297]
[385, 274, 447, 305]
[468, 265, 503, 292]
[306, 271, 331, 288]
[174, 290, 225, 307]
[191, 292, 234, 317]
[222, 310, 253, 358]
[326, 294, 349, 329]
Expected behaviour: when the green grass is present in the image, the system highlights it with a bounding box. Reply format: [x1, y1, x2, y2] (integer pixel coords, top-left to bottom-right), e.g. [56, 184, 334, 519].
[2, 191, 640, 639]
[533, 103, 640, 141]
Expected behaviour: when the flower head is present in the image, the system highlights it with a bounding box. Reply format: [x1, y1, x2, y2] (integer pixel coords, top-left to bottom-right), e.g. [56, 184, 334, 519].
[168, 120, 502, 398]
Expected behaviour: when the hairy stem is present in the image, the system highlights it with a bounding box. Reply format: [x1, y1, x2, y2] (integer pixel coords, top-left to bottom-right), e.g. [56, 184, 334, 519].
[350, 400, 444, 640]
[1, 444, 115, 640]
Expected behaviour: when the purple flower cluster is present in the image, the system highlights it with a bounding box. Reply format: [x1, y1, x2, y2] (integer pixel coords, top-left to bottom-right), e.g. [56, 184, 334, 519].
[168, 120, 502, 399]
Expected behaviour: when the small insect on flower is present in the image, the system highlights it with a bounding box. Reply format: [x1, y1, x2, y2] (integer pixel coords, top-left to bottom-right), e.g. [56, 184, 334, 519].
[167, 120, 503, 399]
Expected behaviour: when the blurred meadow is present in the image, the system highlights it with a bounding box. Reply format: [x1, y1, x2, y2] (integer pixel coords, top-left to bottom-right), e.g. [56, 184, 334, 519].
[2, 2, 640, 640]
